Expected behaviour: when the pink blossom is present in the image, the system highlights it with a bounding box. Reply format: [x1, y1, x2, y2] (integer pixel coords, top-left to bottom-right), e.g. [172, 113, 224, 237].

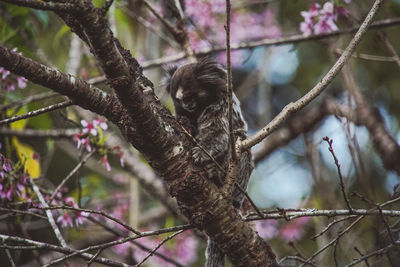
[74, 134, 92, 152]
[280, 217, 311, 241]
[321, 2, 335, 16]
[254, 220, 279, 240]
[64, 196, 78, 208]
[93, 118, 108, 130]
[299, 2, 347, 36]
[314, 17, 338, 34]
[16, 182, 24, 193]
[300, 21, 313, 37]
[6, 83, 15, 92]
[23, 171, 30, 184]
[6, 186, 13, 201]
[17, 76, 27, 89]
[2, 158, 12, 172]
[83, 138, 92, 152]
[75, 211, 88, 226]
[57, 212, 74, 228]
[81, 120, 97, 136]
[0, 68, 10, 80]
[101, 155, 111, 171]
[74, 133, 84, 149]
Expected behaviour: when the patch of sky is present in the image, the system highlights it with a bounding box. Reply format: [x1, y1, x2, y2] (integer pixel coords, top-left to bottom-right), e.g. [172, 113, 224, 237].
[241, 45, 299, 85]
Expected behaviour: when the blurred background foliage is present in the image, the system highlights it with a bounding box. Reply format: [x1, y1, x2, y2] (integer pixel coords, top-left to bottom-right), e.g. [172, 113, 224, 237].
[1, 0, 400, 266]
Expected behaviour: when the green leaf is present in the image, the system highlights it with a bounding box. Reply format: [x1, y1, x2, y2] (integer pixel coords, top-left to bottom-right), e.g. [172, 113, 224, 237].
[53, 25, 70, 50]
[92, 0, 106, 8]
[0, 22, 18, 43]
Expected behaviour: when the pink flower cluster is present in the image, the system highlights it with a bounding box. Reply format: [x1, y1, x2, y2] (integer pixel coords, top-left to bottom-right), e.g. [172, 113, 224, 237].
[165, 0, 281, 66]
[0, 48, 28, 91]
[113, 230, 198, 266]
[0, 153, 31, 202]
[105, 192, 198, 266]
[74, 118, 124, 172]
[299, 1, 350, 36]
[55, 197, 88, 228]
[254, 217, 311, 242]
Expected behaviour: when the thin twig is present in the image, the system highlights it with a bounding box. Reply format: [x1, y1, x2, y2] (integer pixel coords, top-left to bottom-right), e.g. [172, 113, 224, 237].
[140, 17, 400, 69]
[278, 255, 317, 267]
[354, 246, 370, 267]
[0, 100, 73, 126]
[5, 249, 16, 267]
[345, 242, 399, 267]
[43, 226, 189, 267]
[378, 31, 400, 68]
[86, 248, 103, 267]
[33, 205, 142, 235]
[31, 182, 68, 248]
[335, 48, 397, 63]
[377, 205, 398, 247]
[235, 181, 264, 218]
[245, 207, 400, 221]
[312, 215, 358, 240]
[0, 234, 130, 267]
[225, 0, 235, 159]
[87, 217, 186, 267]
[142, 0, 179, 37]
[0, 92, 59, 111]
[323, 136, 353, 212]
[300, 216, 365, 266]
[135, 230, 184, 267]
[116, 3, 180, 48]
[49, 151, 95, 203]
[240, 0, 386, 151]
[176, 122, 258, 213]
[0, 128, 80, 139]
[0, 207, 47, 220]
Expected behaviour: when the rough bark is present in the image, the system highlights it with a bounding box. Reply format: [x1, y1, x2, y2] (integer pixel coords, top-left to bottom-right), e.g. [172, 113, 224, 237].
[0, 1, 279, 265]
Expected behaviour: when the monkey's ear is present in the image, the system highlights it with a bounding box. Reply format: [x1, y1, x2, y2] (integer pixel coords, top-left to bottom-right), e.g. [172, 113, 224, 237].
[195, 57, 227, 89]
[162, 65, 178, 93]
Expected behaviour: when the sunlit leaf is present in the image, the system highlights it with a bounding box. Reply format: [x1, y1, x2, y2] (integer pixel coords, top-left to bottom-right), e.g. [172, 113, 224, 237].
[53, 25, 70, 50]
[92, 0, 105, 8]
[12, 137, 41, 178]
[7, 106, 28, 130]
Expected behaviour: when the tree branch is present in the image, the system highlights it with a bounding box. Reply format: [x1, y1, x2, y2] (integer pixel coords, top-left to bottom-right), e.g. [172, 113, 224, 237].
[240, 0, 386, 151]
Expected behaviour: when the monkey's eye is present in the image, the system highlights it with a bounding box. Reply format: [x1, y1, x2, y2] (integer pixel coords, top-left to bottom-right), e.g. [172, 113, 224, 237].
[182, 96, 194, 104]
[182, 96, 197, 112]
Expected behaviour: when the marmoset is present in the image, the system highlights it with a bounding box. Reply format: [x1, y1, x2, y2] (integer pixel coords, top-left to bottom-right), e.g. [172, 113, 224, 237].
[164, 57, 253, 267]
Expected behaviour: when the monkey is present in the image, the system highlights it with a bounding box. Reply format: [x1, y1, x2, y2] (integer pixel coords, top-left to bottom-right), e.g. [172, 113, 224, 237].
[164, 57, 254, 267]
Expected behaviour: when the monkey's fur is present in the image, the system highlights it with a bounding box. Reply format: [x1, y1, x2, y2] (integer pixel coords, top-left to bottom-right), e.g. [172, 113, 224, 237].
[164, 57, 253, 267]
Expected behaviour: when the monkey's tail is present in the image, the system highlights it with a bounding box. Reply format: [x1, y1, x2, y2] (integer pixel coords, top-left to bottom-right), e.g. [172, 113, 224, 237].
[205, 238, 225, 267]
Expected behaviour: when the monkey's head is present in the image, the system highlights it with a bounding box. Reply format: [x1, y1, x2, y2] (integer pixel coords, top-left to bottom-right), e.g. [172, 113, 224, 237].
[164, 57, 227, 117]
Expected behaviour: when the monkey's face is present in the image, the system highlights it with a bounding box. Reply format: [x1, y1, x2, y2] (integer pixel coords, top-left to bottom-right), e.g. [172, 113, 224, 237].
[173, 83, 210, 113]
[165, 57, 227, 116]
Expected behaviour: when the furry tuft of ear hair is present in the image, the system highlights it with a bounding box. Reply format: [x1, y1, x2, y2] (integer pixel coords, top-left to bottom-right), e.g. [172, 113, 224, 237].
[195, 57, 227, 91]
[162, 65, 178, 93]
[162, 57, 227, 94]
